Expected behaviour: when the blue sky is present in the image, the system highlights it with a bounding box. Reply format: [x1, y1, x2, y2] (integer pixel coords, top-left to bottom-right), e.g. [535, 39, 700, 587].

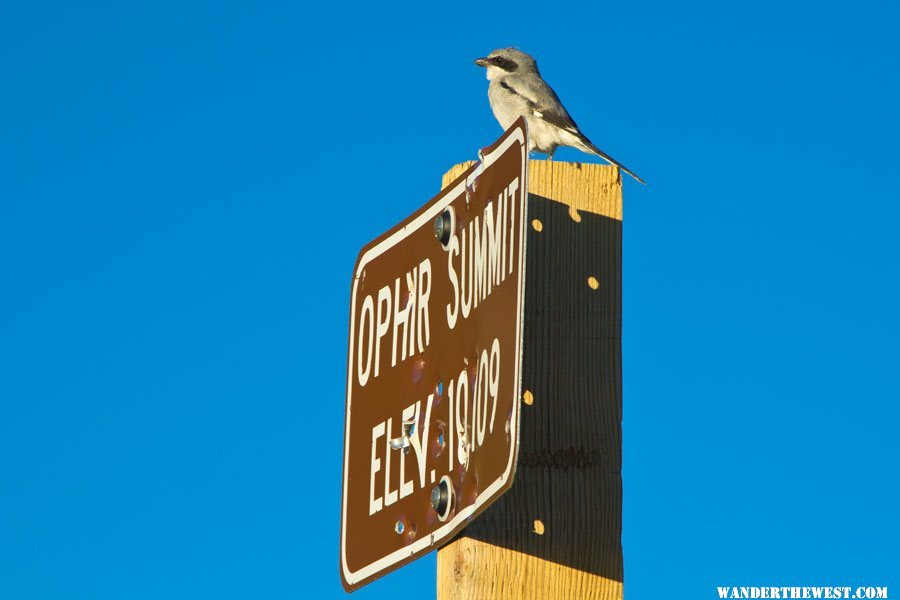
[2, 1, 898, 598]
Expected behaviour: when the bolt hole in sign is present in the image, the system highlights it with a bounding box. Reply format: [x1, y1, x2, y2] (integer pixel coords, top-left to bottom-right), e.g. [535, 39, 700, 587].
[340, 119, 528, 591]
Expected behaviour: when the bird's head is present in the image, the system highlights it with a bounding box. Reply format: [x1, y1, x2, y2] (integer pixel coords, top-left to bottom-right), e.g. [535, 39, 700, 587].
[474, 48, 538, 80]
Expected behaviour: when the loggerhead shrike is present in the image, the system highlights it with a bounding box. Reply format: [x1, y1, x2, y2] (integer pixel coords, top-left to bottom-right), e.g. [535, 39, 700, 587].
[475, 48, 644, 184]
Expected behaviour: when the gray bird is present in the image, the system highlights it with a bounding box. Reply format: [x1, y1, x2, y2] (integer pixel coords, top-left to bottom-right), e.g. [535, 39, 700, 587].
[475, 48, 644, 184]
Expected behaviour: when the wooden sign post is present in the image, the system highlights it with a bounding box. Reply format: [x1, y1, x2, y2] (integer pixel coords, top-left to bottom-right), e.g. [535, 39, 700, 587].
[437, 160, 624, 600]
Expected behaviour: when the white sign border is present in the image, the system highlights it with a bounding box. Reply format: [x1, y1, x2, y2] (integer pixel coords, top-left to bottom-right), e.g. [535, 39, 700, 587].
[340, 123, 528, 589]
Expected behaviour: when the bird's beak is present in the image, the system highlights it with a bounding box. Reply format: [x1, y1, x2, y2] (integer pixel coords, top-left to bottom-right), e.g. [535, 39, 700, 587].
[474, 57, 491, 67]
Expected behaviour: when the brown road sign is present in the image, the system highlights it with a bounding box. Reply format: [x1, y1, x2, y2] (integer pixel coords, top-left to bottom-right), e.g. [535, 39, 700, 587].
[340, 119, 529, 591]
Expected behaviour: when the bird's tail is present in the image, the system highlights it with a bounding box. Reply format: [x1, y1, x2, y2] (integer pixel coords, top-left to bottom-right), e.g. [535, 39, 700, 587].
[576, 135, 645, 185]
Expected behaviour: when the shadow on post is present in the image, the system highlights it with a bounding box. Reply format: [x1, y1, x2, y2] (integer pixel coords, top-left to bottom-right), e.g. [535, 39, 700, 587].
[456, 192, 623, 583]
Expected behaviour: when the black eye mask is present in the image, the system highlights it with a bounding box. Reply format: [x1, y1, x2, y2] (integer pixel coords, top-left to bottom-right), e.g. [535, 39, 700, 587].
[492, 57, 519, 72]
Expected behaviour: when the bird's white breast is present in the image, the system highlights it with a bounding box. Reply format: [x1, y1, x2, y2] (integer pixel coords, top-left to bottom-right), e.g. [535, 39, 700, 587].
[488, 80, 525, 131]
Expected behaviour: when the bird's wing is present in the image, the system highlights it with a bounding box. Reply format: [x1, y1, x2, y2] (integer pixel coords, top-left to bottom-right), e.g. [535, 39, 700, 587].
[499, 77, 582, 136]
[500, 76, 646, 184]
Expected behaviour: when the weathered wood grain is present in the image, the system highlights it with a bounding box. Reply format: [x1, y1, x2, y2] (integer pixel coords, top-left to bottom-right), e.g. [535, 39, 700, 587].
[437, 160, 624, 599]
